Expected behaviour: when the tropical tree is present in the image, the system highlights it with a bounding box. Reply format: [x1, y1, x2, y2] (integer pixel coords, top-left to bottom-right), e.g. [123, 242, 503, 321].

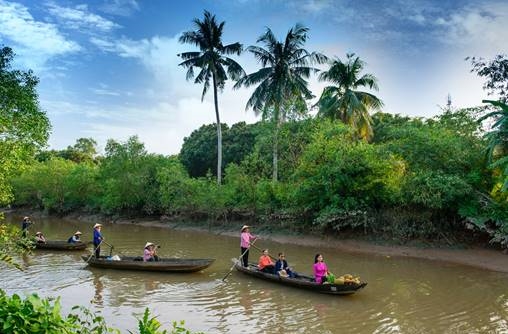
[480, 100, 508, 191]
[178, 11, 245, 184]
[0, 46, 50, 205]
[234, 23, 326, 182]
[317, 53, 383, 140]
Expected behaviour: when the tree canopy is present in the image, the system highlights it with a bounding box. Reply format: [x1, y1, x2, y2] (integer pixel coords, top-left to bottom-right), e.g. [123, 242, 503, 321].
[0, 46, 50, 205]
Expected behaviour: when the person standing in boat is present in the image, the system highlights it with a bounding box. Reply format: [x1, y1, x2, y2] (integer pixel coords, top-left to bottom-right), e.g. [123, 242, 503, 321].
[240, 225, 256, 267]
[93, 224, 103, 258]
[275, 252, 295, 278]
[313, 253, 330, 284]
[34, 231, 46, 244]
[21, 216, 32, 237]
[68, 231, 82, 243]
[258, 249, 276, 273]
[143, 242, 159, 262]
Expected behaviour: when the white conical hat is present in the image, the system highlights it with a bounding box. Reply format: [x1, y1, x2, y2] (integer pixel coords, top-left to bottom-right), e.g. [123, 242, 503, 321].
[74, 231, 82, 235]
[144, 242, 154, 248]
[93, 223, 102, 228]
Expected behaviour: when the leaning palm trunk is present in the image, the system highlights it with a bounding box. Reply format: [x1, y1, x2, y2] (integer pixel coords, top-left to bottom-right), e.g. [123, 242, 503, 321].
[212, 73, 222, 185]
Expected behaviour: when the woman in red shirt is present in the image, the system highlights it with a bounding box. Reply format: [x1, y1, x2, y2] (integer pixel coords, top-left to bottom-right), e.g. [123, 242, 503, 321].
[258, 249, 275, 274]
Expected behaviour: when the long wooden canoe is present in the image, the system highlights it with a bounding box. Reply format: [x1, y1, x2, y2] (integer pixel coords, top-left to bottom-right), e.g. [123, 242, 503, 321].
[82, 256, 215, 272]
[234, 261, 367, 295]
[35, 241, 88, 251]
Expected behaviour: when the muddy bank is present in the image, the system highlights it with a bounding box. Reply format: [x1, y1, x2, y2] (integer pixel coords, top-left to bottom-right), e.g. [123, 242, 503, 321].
[6, 210, 508, 273]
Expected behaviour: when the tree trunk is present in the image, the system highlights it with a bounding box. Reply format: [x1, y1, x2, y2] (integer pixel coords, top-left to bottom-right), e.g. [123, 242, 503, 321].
[272, 105, 280, 183]
[212, 73, 222, 185]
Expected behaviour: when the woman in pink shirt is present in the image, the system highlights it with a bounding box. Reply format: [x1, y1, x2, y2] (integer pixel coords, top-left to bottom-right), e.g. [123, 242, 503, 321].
[313, 253, 329, 284]
[240, 225, 256, 267]
[143, 242, 159, 262]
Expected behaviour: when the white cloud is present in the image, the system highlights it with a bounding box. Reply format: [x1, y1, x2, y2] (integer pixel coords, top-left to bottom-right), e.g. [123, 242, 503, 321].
[99, 0, 139, 17]
[0, 0, 80, 69]
[436, 1, 508, 56]
[46, 2, 120, 33]
[300, 0, 333, 13]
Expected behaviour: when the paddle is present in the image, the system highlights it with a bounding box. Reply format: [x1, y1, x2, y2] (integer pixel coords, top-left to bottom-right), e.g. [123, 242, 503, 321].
[222, 238, 258, 281]
[84, 240, 103, 263]
[102, 240, 115, 257]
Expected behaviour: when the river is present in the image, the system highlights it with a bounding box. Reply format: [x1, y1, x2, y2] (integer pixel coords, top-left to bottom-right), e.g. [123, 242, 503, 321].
[2, 215, 508, 333]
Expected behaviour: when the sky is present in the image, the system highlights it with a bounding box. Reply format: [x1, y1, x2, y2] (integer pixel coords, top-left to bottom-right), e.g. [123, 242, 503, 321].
[1, 0, 507, 155]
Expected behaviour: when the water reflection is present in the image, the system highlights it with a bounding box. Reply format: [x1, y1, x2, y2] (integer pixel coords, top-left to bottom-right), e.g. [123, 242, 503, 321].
[2, 214, 508, 333]
[91, 272, 104, 306]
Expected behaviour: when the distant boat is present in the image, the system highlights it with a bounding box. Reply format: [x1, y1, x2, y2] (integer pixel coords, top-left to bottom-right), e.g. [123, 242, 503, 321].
[234, 260, 367, 295]
[35, 241, 88, 251]
[82, 256, 215, 273]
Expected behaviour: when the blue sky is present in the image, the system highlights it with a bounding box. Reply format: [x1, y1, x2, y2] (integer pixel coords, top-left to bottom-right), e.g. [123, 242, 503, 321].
[1, 0, 507, 154]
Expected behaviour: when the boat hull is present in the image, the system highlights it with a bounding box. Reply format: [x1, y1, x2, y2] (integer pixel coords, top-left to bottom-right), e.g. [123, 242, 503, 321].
[35, 241, 88, 251]
[234, 261, 367, 295]
[82, 256, 215, 273]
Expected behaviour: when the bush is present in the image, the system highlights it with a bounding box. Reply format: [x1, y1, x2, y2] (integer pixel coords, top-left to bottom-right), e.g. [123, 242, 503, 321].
[0, 290, 204, 334]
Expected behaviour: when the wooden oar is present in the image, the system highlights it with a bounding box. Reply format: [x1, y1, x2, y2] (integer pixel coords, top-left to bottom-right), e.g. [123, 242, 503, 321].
[84, 240, 103, 263]
[222, 238, 258, 281]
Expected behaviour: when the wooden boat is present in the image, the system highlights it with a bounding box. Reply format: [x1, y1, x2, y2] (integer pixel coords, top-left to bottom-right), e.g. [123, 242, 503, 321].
[82, 256, 215, 273]
[234, 261, 367, 295]
[35, 241, 88, 251]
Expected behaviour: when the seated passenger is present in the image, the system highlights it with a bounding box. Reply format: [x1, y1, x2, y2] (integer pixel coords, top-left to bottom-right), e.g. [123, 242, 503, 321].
[143, 242, 159, 262]
[67, 231, 82, 243]
[313, 253, 331, 284]
[275, 252, 295, 278]
[34, 231, 46, 244]
[258, 249, 275, 274]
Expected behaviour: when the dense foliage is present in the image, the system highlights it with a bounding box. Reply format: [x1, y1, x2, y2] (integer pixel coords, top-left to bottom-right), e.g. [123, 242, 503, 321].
[0, 46, 50, 205]
[179, 122, 258, 177]
[0, 290, 203, 334]
[10, 107, 505, 245]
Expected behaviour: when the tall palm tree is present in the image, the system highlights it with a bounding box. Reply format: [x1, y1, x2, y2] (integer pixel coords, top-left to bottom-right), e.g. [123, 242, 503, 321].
[234, 24, 326, 182]
[480, 100, 508, 191]
[317, 53, 383, 141]
[178, 10, 244, 184]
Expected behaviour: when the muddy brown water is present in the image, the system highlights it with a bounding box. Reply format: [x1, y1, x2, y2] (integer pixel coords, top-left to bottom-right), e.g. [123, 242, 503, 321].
[2, 215, 508, 333]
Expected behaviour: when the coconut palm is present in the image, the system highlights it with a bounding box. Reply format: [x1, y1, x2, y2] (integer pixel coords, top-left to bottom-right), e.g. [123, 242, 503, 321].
[480, 100, 508, 190]
[317, 53, 383, 141]
[234, 23, 326, 182]
[178, 10, 245, 184]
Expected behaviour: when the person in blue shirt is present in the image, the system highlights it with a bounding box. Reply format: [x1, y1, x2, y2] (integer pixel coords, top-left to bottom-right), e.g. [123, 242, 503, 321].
[67, 231, 82, 243]
[275, 252, 295, 278]
[21, 216, 32, 237]
[93, 224, 103, 258]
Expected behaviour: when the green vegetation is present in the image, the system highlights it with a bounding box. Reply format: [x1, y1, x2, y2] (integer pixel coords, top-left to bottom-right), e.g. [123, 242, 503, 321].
[0, 290, 203, 334]
[317, 53, 383, 141]
[0, 46, 50, 205]
[3, 44, 507, 248]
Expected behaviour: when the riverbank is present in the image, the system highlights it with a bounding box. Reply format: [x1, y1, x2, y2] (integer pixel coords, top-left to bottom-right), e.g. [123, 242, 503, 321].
[129, 220, 508, 273]
[6, 210, 508, 273]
